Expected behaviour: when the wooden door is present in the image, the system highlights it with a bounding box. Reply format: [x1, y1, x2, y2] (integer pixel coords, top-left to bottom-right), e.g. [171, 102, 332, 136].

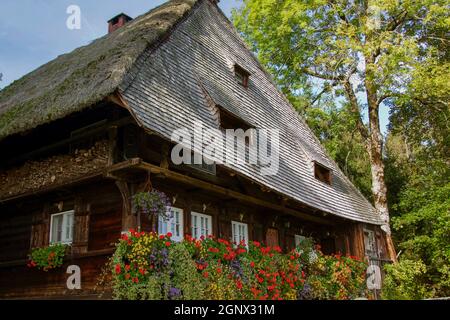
[266, 228, 279, 247]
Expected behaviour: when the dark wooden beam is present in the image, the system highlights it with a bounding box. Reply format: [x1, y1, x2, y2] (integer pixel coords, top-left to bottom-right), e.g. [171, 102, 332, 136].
[0, 159, 142, 203]
[131, 161, 332, 225]
[6, 117, 134, 166]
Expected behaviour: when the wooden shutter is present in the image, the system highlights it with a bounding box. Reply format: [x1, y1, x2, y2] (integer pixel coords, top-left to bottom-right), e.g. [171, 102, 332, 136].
[253, 224, 264, 243]
[72, 198, 90, 254]
[218, 218, 232, 241]
[30, 205, 50, 248]
[266, 228, 279, 247]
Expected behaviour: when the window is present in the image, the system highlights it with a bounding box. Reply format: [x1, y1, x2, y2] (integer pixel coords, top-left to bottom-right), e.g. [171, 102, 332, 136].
[50, 210, 74, 244]
[187, 152, 216, 175]
[218, 106, 256, 149]
[219, 107, 252, 132]
[364, 229, 377, 257]
[232, 221, 249, 247]
[191, 212, 213, 239]
[234, 64, 250, 88]
[295, 235, 306, 247]
[314, 162, 332, 185]
[294, 235, 318, 263]
[159, 207, 184, 242]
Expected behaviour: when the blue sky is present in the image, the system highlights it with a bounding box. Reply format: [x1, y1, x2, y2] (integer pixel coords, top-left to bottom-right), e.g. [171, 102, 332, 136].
[0, 0, 389, 134]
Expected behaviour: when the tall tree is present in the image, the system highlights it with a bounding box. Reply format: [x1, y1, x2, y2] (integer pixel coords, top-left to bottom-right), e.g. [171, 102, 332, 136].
[233, 0, 449, 262]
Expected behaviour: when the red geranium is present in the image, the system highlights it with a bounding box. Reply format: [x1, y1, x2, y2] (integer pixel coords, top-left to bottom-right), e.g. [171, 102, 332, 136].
[115, 264, 121, 274]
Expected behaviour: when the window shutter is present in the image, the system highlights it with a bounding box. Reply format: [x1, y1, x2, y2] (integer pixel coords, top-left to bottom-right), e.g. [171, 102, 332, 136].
[72, 198, 90, 254]
[30, 205, 50, 248]
[266, 228, 279, 248]
[253, 224, 264, 243]
[219, 218, 231, 241]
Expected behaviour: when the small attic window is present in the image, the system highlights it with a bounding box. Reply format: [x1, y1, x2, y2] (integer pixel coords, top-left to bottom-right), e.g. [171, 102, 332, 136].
[219, 106, 252, 131]
[218, 106, 255, 146]
[234, 64, 250, 88]
[314, 162, 332, 185]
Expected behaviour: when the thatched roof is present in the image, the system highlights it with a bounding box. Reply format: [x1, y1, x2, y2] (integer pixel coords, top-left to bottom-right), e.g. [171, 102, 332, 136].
[0, 0, 197, 140]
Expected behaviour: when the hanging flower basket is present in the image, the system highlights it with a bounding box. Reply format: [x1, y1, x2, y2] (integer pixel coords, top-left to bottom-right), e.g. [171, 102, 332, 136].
[132, 190, 171, 222]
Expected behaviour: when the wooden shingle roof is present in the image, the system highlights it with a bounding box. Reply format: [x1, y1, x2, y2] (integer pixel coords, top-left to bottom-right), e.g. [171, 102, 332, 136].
[0, 0, 382, 224]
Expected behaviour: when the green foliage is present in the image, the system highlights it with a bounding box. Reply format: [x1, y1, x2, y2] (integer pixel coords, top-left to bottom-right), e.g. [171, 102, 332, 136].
[382, 259, 431, 300]
[384, 109, 449, 298]
[389, 59, 450, 163]
[303, 253, 368, 300]
[27, 243, 68, 271]
[109, 231, 367, 300]
[232, 0, 448, 105]
[300, 104, 373, 201]
[391, 183, 450, 296]
[233, 0, 450, 300]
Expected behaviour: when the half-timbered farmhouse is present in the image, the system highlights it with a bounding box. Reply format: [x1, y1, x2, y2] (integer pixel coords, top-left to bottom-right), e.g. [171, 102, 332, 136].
[0, 0, 389, 298]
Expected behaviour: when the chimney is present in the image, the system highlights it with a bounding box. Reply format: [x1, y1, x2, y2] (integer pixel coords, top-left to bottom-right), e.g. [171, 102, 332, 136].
[108, 13, 133, 33]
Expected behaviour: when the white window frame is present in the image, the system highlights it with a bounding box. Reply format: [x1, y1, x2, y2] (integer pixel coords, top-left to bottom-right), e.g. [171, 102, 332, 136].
[191, 212, 213, 239]
[158, 207, 184, 242]
[364, 229, 378, 257]
[231, 221, 249, 247]
[49, 210, 74, 245]
[295, 234, 306, 247]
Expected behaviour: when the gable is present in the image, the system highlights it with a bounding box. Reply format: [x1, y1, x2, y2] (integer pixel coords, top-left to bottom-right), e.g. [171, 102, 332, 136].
[0, 0, 198, 140]
[119, 0, 381, 224]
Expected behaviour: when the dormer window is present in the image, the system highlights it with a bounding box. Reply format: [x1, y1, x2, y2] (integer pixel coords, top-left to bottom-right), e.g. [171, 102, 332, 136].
[219, 106, 252, 131]
[314, 162, 331, 185]
[218, 106, 255, 146]
[234, 64, 250, 88]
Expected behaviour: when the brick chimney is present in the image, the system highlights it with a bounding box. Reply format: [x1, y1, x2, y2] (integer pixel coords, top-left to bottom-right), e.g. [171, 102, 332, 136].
[108, 13, 133, 33]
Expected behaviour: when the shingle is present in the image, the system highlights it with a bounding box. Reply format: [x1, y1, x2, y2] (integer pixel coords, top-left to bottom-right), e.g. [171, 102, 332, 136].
[0, 0, 381, 224]
[121, 1, 382, 224]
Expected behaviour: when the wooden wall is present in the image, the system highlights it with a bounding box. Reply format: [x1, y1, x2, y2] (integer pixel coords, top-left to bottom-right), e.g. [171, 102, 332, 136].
[0, 119, 378, 298]
[0, 180, 121, 298]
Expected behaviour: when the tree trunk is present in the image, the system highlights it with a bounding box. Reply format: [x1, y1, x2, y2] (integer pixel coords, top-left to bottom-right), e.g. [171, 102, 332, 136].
[366, 76, 398, 263]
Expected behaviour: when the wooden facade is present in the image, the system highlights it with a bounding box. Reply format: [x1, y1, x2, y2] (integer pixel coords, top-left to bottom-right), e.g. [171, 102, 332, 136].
[0, 0, 389, 299]
[0, 103, 387, 299]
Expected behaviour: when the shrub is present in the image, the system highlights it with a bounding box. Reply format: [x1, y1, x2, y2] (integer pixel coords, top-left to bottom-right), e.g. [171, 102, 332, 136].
[382, 259, 432, 300]
[303, 253, 368, 300]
